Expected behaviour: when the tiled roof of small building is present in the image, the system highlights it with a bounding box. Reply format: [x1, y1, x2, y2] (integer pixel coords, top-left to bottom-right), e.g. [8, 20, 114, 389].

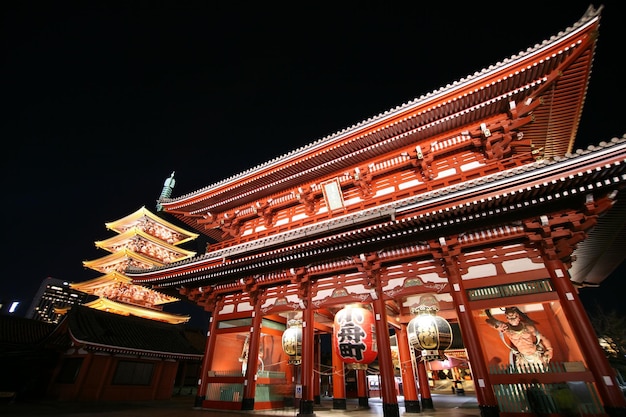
[66, 305, 203, 359]
[0, 315, 60, 350]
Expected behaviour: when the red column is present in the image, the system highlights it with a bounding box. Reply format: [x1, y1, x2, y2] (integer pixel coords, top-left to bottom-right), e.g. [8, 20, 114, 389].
[331, 339, 347, 410]
[356, 368, 369, 408]
[314, 334, 321, 404]
[371, 294, 400, 417]
[299, 299, 316, 415]
[95, 356, 114, 401]
[150, 362, 164, 400]
[396, 324, 420, 413]
[196, 312, 218, 407]
[175, 361, 188, 395]
[242, 305, 262, 410]
[72, 351, 94, 400]
[415, 356, 433, 410]
[445, 255, 499, 416]
[545, 258, 626, 411]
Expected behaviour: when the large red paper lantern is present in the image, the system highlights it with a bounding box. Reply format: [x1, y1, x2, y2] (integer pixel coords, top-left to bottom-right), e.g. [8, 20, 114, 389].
[333, 304, 378, 369]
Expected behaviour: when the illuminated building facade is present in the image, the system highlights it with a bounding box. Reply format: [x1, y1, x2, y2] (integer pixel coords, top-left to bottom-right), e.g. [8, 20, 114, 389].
[69, 206, 199, 324]
[25, 277, 88, 323]
[128, 7, 625, 417]
[41, 206, 205, 402]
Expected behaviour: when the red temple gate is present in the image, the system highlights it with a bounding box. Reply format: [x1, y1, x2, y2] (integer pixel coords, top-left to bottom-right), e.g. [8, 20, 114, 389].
[129, 7, 626, 417]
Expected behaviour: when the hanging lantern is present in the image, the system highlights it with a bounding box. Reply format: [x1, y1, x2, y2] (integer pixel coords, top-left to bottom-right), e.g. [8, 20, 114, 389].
[406, 294, 453, 361]
[282, 318, 302, 365]
[333, 303, 377, 370]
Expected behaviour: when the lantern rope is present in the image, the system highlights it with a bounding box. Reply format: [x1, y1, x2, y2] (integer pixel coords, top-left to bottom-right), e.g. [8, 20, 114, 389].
[263, 359, 290, 367]
[314, 364, 340, 376]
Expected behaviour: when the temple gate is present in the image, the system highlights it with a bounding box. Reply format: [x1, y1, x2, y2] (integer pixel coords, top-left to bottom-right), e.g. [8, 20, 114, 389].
[129, 7, 626, 417]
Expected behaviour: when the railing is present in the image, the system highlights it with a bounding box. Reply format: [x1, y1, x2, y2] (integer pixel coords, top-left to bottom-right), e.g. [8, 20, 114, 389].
[206, 383, 244, 402]
[489, 361, 579, 375]
[494, 381, 604, 415]
[488, 361, 606, 415]
[207, 370, 245, 377]
[204, 370, 287, 402]
[257, 370, 286, 379]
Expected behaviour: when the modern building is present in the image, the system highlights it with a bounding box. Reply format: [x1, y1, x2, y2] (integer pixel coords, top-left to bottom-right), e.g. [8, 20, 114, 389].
[25, 277, 89, 324]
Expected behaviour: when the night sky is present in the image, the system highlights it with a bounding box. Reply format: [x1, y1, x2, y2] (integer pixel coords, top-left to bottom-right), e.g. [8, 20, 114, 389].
[3, 2, 625, 325]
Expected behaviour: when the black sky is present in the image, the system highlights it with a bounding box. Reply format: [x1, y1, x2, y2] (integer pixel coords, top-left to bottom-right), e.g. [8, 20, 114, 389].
[2, 2, 625, 323]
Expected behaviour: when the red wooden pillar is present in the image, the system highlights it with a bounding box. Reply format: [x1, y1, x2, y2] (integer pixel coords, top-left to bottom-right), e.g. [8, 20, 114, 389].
[371, 293, 400, 417]
[415, 355, 433, 410]
[242, 304, 262, 410]
[545, 258, 626, 414]
[72, 351, 94, 400]
[150, 362, 164, 400]
[331, 339, 347, 410]
[196, 307, 219, 407]
[443, 243, 499, 417]
[95, 356, 114, 401]
[396, 324, 420, 413]
[356, 368, 369, 408]
[314, 334, 321, 404]
[175, 360, 188, 395]
[299, 297, 315, 415]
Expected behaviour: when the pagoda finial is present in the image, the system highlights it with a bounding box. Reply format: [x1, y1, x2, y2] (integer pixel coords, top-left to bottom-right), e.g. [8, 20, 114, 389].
[156, 171, 176, 212]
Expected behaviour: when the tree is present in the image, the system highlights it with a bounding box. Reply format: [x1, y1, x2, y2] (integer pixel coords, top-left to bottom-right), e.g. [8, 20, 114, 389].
[587, 303, 626, 381]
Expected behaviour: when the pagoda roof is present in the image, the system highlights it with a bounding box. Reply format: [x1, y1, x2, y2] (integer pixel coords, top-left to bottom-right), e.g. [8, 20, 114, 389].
[158, 6, 601, 224]
[66, 305, 200, 358]
[105, 206, 199, 245]
[81, 297, 190, 325]
[71, 270, 132, 287]
[70, 271, 180, 305]
[83, 249, 164, 274]
[94, 226, 196, 263]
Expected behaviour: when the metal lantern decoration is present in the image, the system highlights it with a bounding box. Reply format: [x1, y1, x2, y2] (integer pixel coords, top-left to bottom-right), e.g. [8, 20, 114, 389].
[333, 303, 378, 370]
[282, 318, 303, 365]
[406, 294, 453, 361]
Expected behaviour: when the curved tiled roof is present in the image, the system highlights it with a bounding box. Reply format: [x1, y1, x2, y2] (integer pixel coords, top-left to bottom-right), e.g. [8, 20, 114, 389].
[67, 305, 203, 360]
[0, 315, 61, 350]
[158, 6, 601, 219]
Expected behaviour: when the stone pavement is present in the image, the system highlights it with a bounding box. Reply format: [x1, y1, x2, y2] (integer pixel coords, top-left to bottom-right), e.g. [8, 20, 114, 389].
[0, 393, 481, 417]
[259, 395, 482, 417]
